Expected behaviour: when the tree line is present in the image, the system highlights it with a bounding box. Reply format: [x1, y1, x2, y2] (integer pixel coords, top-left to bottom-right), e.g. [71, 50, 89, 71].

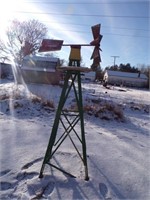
[106, 63, 139, 73]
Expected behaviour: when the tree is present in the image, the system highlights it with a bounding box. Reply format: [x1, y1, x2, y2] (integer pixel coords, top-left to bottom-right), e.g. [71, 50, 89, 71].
[119, 63, 132, 72]
[95, 67, 104, 81]
[106, 65, 119, 71]
[0, 19, 48, 65]
[105, 63, 139, 73]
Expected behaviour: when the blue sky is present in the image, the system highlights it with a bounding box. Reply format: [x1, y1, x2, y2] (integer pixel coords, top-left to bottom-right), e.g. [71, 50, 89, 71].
[0, 0, 149, 68]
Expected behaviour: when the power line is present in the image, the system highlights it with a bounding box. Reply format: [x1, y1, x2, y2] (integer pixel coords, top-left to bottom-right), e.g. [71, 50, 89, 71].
[42, 26, 149, 38]
[13, 11, 148, 19]
[41, 21, 149, 32]
[103, 33, 149, 38]
[23, 1, 147, 5]
[23, 20, 148, 38]
[103, 26, 149, 32]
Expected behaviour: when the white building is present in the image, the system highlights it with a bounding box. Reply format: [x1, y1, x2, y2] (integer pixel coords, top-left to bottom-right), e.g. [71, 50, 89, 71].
[103, 70, 148, 88]
[21, 55, 61, 85]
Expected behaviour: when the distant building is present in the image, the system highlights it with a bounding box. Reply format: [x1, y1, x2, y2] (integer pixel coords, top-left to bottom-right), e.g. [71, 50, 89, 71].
[103, 70, 148, 88]
[0, 62, 13, 78]
[21, 55, 61, 85]
[82, 71, 96, 82]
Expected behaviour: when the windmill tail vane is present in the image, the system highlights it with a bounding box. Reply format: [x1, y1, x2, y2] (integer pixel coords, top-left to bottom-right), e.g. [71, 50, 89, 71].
[39, 24, 103, 69]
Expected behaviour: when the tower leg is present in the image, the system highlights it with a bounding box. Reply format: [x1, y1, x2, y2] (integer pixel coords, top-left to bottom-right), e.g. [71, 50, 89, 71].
[39, 72, 70, 178]
[77, 72, 89, 181]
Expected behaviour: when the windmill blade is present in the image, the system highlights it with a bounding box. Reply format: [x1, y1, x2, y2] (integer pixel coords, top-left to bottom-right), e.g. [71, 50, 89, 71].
[93, 57, 101, 66]
[90, 24, 103, 68]
[90, 47, 100, 60]
[91, 57, 101, 70]
[90, 46, 101, 68]
[99, 34, 103, 42]
[91, 24, 101, 39]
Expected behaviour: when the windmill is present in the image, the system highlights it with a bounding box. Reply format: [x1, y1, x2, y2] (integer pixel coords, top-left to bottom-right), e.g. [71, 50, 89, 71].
[39, 24, 103, 69]
[38, 24, 103, 180]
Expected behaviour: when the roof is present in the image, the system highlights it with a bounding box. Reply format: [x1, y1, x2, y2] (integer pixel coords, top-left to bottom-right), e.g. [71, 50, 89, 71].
[106, 70, 147, 79]
[0, 62, 11, 66]
[24, 55, 59, 62]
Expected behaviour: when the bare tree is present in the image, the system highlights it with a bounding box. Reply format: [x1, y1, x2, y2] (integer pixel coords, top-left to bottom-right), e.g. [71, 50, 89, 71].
[0, 19, 48, 65]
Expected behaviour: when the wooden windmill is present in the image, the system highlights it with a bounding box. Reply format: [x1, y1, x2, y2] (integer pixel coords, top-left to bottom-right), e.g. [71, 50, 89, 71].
[39, 24, 103, 69]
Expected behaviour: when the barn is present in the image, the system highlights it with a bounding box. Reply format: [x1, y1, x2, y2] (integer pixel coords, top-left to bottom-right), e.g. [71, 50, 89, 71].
[21, 55, 61, 85]
[103, 70, 148, 88]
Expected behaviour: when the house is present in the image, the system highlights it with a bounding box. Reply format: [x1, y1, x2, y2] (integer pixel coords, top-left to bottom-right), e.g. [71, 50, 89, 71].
[103, 70, 148, 88]
[21, 55, 61, 85]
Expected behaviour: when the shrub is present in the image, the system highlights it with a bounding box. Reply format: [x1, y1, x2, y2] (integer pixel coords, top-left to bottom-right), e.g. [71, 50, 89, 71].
[84, 101, 125, 122]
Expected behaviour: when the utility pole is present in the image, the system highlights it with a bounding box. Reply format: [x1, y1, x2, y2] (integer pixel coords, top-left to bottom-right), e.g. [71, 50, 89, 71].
[111, 56, 119, 67]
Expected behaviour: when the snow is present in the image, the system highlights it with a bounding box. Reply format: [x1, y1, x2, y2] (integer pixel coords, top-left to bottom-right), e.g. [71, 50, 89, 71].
[0, 78, 150, 200]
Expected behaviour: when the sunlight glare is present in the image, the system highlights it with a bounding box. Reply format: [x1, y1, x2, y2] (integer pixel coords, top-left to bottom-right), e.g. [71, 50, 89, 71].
[0, 0, 33, 38]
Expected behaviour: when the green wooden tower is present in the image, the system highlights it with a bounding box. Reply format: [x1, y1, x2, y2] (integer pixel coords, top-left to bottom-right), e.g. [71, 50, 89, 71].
[39, 47, 90, 180]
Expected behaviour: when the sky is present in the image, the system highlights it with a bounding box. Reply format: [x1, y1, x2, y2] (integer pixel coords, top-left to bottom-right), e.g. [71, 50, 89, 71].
[0, 0, 149, 68]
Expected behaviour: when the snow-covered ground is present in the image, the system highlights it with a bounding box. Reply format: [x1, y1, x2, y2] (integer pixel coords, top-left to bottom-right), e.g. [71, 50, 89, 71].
[0, 79, 150, 200]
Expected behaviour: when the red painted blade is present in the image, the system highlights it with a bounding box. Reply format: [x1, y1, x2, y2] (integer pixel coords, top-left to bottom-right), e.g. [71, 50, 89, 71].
[91, 24, 100, 39]
[90, 47, 100, 60]
[94, 57, 101, 65]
